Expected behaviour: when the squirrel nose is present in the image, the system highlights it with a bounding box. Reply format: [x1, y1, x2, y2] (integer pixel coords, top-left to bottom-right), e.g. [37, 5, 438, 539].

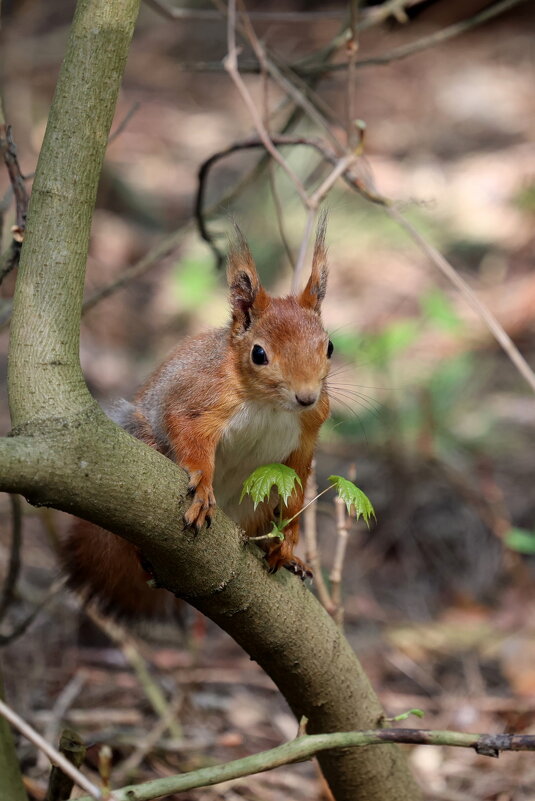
[295, 392, 318, 408]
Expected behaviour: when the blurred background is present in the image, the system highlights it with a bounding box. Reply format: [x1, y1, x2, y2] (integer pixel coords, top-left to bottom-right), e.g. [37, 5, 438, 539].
[1, 1, 534, 798]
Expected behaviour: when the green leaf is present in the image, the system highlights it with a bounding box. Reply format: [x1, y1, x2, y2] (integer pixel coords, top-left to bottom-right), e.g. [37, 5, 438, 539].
[504, 527, 535, 555]
[240, 464, 301, 510]
[390, 708, 425, 723]
[328, 475, 376, 526]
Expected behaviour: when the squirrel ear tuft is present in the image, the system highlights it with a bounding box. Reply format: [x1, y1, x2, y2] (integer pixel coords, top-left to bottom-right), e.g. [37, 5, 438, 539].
[299, 212, 328, 313]
[227, 226, 269, 332]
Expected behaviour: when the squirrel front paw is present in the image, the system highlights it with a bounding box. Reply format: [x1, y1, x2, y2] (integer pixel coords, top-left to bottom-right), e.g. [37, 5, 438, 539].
[265, 542, 313, 581]
[184, 470, 216, 530]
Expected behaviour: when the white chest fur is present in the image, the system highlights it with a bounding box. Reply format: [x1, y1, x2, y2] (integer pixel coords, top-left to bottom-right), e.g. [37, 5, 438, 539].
[213, 401, 301, 524]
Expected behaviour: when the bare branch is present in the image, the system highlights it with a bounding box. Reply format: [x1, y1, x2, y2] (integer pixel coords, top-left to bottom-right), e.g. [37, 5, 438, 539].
[386, 204, 535, 396]
[0, 698, 107, 800]
[223, 0, 309, 207]
[345, 0, 360, 150]
[74, 727, 535, 801]
[183, 0, 528, 76]
[0, 577, 66, 647]
[108, 101, 141, 145]
[195, 134, 383, 269]
[0, 125, 29, 284]
[302, 0, 530, 75]
[38, 674, 86, 774]
[303, 460, 334, 613]
[330, 495, 350, 627]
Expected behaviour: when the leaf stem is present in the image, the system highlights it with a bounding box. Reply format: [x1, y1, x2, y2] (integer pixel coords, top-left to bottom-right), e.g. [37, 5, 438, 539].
[283, 484, 335, 528]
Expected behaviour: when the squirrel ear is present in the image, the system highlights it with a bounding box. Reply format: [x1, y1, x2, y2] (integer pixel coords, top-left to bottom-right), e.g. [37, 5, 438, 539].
[299, 213, 328, 313]
[227, 227, 269, 332]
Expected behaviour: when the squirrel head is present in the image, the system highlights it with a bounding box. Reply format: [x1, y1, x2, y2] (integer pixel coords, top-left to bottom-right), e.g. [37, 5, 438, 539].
[227, 219, 332, 412]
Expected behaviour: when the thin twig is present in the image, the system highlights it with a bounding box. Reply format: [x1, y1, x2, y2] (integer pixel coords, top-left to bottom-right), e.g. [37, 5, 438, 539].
[215, 0, 344, 154]
[0, 495, 22, 623]
[39, 672, 87, 772]
[223, 0, 309, 207]
[238, 0, 295, 269]
[0, 125, 28, 232]
[300, 0, 529, 75]
[108, 101, 141, 145]
[346, 0, 360, 150]
[83, 222, 192, 312]
[292, 208, 316, 293]
[0, 124, 29, 283]
[308, 153, 356, 208]
[303, 460, 334, 614]
[330, 496, 350, 626]
[184, 0, 528, 76]
[0, 698, 106, 800]
[0, 577, 67, 646]
[195, 135, 382, 269]
[87, 608, 183, 741]
[113, 694, 182, 785]
[387, 204, 535, 396]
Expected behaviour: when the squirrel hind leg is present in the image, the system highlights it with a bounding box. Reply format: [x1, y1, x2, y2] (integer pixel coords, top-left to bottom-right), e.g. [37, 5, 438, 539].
[62, 519, 182, 622]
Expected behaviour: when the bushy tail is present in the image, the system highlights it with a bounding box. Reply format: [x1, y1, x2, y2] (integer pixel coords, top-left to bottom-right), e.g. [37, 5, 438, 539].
[63, 519, 181, 621]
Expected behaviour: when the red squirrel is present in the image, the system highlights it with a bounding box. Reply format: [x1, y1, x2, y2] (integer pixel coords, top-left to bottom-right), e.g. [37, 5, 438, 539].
[63, 223, 332, 618]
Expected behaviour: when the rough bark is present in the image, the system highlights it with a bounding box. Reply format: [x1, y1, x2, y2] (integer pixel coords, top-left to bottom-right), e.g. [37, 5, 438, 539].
[2, 1, 421, 799]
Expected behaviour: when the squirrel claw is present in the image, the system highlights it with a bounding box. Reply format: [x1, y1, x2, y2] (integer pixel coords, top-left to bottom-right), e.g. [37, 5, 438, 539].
[265, 546, 313, 581]
[184, 481, 216, 531]
[284, 560, 313, 581]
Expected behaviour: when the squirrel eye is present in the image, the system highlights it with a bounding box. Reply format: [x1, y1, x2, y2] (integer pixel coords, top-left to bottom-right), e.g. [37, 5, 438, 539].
[251, 344, 268, 365]
[327, 340, 334, 359]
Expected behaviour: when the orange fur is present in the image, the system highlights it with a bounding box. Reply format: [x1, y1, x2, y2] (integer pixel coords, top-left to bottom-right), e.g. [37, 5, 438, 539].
[64, 223, 331, 617]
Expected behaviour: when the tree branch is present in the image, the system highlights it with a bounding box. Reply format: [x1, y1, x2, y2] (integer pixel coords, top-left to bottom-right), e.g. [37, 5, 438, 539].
[0, 697, 107, 800]
[73, 727, 535, 801]
[181, 0, 529, 76]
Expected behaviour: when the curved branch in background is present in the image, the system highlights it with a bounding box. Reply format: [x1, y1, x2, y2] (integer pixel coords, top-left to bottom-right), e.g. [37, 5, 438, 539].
[195, 134, 384, 268]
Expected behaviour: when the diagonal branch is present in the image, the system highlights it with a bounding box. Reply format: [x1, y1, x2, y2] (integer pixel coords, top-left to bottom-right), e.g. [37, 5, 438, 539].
[223, 0, 309, 207]
[0, 697, 107, 800]
[387, 205, 535, 395]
